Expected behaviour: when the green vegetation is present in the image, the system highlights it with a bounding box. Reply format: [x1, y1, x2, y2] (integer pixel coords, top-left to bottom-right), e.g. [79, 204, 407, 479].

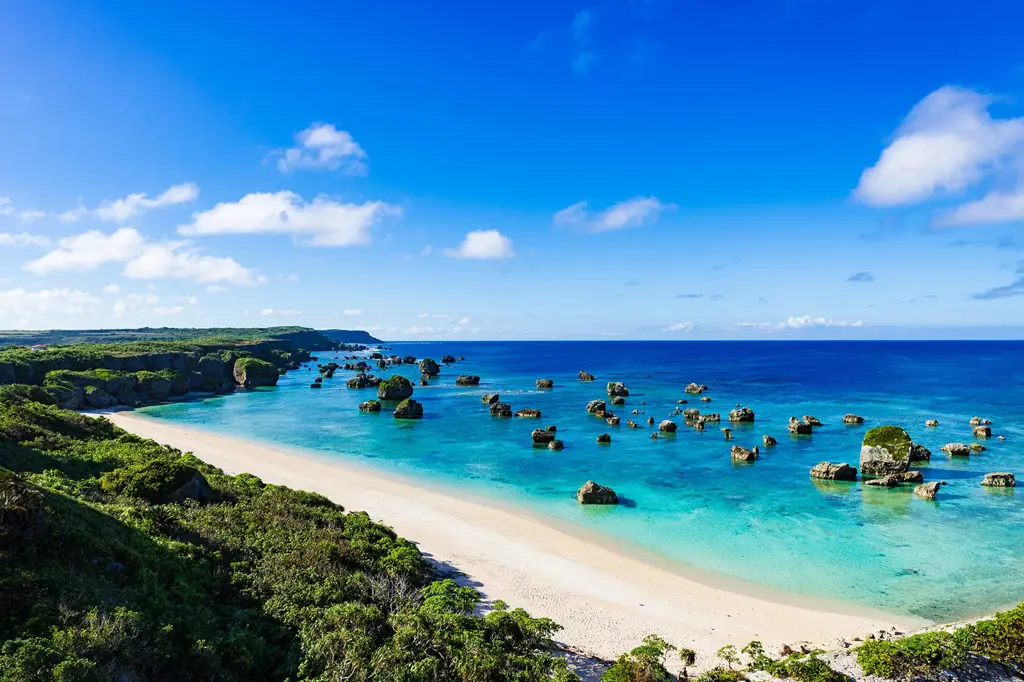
[601, 635, 678, 682]
[861, 425, 912, 460]
[0, 395, 577, 681]
[232, 357, 279, 387]
[0, 326, 335, 348]
[743, 641, 845, 682]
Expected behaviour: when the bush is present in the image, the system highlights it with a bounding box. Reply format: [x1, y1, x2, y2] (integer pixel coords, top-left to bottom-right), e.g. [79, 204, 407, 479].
[857, 630, 971, 680]
[695, 667, 743, 682]
[100, 459, 199, 503]
[602, 635, 676, 682]
[971, 602, 1024, 664]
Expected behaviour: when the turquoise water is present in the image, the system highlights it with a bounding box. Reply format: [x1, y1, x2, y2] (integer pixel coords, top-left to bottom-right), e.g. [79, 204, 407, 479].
[139, 341, 1024, 622]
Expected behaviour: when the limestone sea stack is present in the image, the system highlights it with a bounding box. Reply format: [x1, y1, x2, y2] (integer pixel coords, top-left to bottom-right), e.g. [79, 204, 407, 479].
[982, 472, 1016, 487]
[419, 358, 440, 377]
[536, 378, 554, 389]
[728, 406, 755, 422]
[393, 398, 423, 419]
[377, 375, 413, 401]
[606, 382, 629, 397]
[859, 425, 912, 477]
[579, 371, 595, 381]
[455, 375, 480, 386]
[810, 462, 857, 481]
[489, 402, 513, 417]
[576, 481, 618, 504]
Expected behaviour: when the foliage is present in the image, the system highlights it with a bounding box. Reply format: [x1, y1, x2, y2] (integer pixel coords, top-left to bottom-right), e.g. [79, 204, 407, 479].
[0, 394, 572, 681]
[601, 635, 676, 682]
[861, 425, 911, 459]
[743, 641, 844, 682]
[716, 644, 739, 668]
[971, 602, 1024, 664]
[694, 667, 743, 682]
[857, 630, 972, 680]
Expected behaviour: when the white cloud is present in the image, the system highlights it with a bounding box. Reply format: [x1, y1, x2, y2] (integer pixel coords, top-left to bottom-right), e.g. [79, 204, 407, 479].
[58, 205, 89, 223]
[854, 86, 1024, 207]
[179, 191, 400, 247]
[458, 316, 471, 325]
[95, 182, 199, 222]
[938, 187, 1024, 226]
[23, 227, 262, 285]
[152, 306, 184, 316]
[554, 196, 676, 232]
[260, 308, 303, 316]
[18, 209, 46, 222]
[664, 321, 694, 332]
[112, 293, 160, 317]
[736, 316, 864, 330]
[343, 309, 363, 316]
[0, 232, 51, 248]
[0, 288, 98, 319]
[444, 229, 515, 259]
[417, 312, 449, 319]
[0, 197, 12, 215]
[277, 123, 367, 174]
[102, 283, 120, 294]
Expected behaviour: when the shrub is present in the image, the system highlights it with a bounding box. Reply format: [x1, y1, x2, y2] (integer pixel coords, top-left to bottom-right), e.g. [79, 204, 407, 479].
[100, 459, 199, 503]
[695, 667, 743, 682]
[602, 634, 676, 682]
[971, 602, 1024, 664]
[857, 630, 971, 680]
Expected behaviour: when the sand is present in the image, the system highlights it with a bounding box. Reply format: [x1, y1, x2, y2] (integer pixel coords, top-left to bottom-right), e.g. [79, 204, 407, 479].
[104, 411, 929, 667]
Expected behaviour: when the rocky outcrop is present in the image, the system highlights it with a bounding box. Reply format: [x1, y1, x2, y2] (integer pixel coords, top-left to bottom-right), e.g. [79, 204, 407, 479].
[359, 400, 382, 412]
[803, 415, 823, 427]
[969, 416, 990, 427]
[576, 481, 618, 504]
[658, 420, 677, 433]
[982, 472, 1016, 487]
[860, 425, 912, 477]
[788, 417, 812, 435]
[721, 428, 732, 440]
[606, 416, 620, 426]
[536, 378, 554, 389]
[843, 414, 865, 424]
[731, 445, 758, 462]
[419, 358, 440, 376]
[611, 396, 626, 405]
[579, 371, 595, 382]
[548, 440, 564, 451]
[728, 406, 755, 422]
[606, 382, 629, 397]
[682, 408, 700, 421]
[402, 355, 417, 365]
[233, 358, 279, 388]
[915, 482, 941, 500]
[586, 400, 606, 414]
[84, 386, 116, 409]
[941, 443, 971, 457]
[490, 402, 513, 417]
[684, 383, 706, 394]
[169, 470, 215, 504]
[762, 435, 777, 447]
[347, 373, 381, 389]
[441, 355, 456, 364]
[925, 419, 939, 427]
[455, 375, 480, 386]
[909, 443, 932, 462]
[393, 398, 423, 419]
[516, 409, 542, 418]
[973, 425, 992, 438]
[597, 433, 612, 443]
[482, 393, 500, 404]
[971, 442, 987, 452]
[377, 375, 414, 401]
[531, 428, 556, 446]
[866, 471, 923, 487]
[810, 462, 857, 481]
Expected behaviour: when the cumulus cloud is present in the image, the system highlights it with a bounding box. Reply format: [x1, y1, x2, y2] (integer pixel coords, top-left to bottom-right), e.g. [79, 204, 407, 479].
[0, 288, 98, 320]
[0, 232, 50, 248]
[179, 191, 400, 247]
[554, 196, 676, 232]
[23, 227, 262, 285]
[939, 187, 1024, 226]
[112, 293, 159, 317]
[854, 86, 1024, 207]
[847, 272, 875, 282]
[277, 123, 367, 174]
[95, 182, 199, 222]
[664, 321, 694, 332]
[445, 229, 515, 259]
[0, 197, 12, 215]
[260, 308, 303, 316]
[102, 283, 120, 294]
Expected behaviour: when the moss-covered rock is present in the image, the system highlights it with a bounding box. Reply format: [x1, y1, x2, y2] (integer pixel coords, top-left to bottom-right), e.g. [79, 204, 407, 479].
[232, 358, 279, 387]
[419, 358, 440, 376]
[860, 425, 912, 477]
[377, 375, 413, 401]
[393, 398, 423, 419]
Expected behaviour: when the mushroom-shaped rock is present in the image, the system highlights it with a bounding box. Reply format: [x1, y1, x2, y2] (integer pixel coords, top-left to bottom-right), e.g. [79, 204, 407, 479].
[843, 414, 865, 425]
[970, 442, 986, 452]
[658, 420, 678, 433]
[915, 482, 942, 500]
[606, 416, 620, 426]
[731, 445, 758, 462]
[586, 400, 607, 414]
[455, 375, 480, 386]
[611, 396, 626, 406]
[729, 407, 755, 423]
[490, 402, 513, 417]
[722, 428, 732, 440]
[377, 375, 414, 401]
[579, 371, 595, 382]
[536, 378, 554, 389]
[482, 393, 500, 404]
[419, 358, 441, 376]
[393, 398, 424, 420]
[597, 433, 612, 443]
[684, 383, 706, 394]
[762, 435, 777, 447]
[925, 419, 939, 427]
[810, 462, 857, 481]
[982, 472, 1016, 487]
[359, 400, 382, 412]
[548, 440, 564, 451]
[683, 408, 700, 421]
[973, 425, 992, 438]
[516, 408, 542, 418]
[233, 358, 280, 388]
[576, 481, 618, 505]
[788, 417, 813, 435]
[402, 355, 417, 365]
[941, 443, 971, 457]
[441, 354, 456, 364]
[606, 382, 630, 397]
[909, 443, 932, 462]
[531, 428, 556, 446]
[860, 426, 912, 477]
[803, 415, 823, 427]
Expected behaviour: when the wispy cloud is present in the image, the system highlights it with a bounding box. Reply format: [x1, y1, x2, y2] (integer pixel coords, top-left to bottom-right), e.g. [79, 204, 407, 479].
[847, 272, 875, 283]
[973, 263, 1024, 299]
[554, 196, 676, 232]
[343, 309, 363, 316]
[736, 315, 864, 330]
[95, 183, 199, 222]
[0, 232, 50, 248]
[260, 308, 303, 316]
[674, 292, 724, 300]
[664, 321, 694, 332]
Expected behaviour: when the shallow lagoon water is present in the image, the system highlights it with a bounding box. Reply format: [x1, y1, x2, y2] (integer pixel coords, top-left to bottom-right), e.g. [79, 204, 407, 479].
[140, 341, 1024, 622]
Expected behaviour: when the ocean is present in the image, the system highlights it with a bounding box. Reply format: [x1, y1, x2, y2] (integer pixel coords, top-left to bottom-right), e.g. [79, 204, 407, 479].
[138, 340, 1024, 622]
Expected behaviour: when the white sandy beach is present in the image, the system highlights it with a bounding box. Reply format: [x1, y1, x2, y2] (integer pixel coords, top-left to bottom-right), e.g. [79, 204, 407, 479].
[105, 411, 928, 666]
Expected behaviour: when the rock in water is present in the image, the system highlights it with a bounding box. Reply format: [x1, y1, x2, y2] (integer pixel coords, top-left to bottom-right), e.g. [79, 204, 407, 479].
[788, 417, 812, 435]
[579, 370, 595, 381]
[611, 396, 626, 405]
[531, 429, 556, 446]
[489, 402, 512, 417]
[515, 408, 542, 418]
[803, 415, 823, 426]
[576, 481, 618, 504]
[909, 443, 932, 462]
[606, 416, 620, 426]
[455, 375, 480, 386]
[359, 400, 382, 412]
[377, 375, 414, 401]
[658, 420, 677, 433]
[586, 399, 607, 413]
[606, 382, 629, 397]
[810, 462, 857, 481]
[597, 433, 612, 443]
[419, 358, 440, 376]
[232, 358, 279, 387]
[729, 406, 755, 422]
[730, 445, 758, 462]
[536, 378, 554, 389]
[925, 419, 939, 427]
[482, 393, 500, 404]
[859, 425, 912, 477]
[843, 414, 865, 424]
[973, 425, 992, 438]
[762, 435, 777, 446]
[393, 398, 423, 419]
[683, 408, 700, 421]
[915, 482, 941, 500]
[684, 383, 706, 394]
[982, 472, 1016, 487]
[941, 443, 971, 457]
[441, 355, 456, 364]
[548, 440, 564, 451]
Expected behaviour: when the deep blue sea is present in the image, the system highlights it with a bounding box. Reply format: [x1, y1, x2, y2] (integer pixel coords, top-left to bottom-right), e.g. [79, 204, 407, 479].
[139, 341, 1024, 622]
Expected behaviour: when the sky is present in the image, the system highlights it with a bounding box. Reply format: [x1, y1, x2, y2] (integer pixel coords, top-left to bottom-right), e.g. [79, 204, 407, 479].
[3, 1, 1024, 340]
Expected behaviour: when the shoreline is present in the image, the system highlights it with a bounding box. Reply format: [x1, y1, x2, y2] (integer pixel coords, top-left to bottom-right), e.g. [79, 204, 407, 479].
[104, 410, 930, 663]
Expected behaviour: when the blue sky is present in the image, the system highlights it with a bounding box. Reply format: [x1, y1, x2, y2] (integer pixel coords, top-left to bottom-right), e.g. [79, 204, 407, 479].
[3, 0, 1024, 339]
